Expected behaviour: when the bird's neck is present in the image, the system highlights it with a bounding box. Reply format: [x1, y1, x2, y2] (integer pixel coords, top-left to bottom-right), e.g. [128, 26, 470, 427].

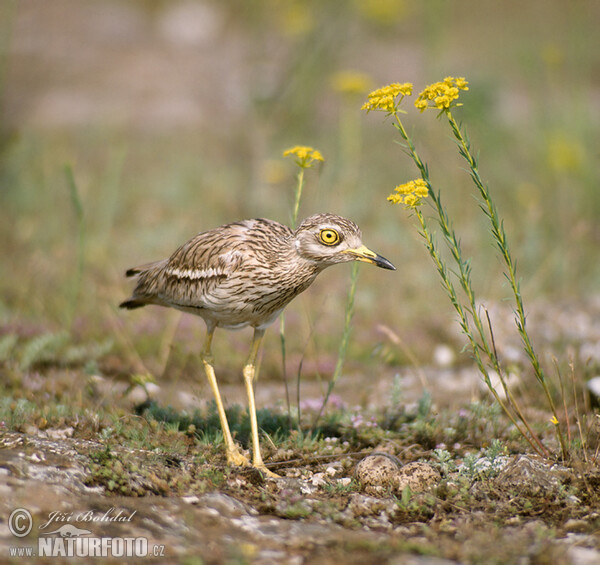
[278, 244, 326, 292]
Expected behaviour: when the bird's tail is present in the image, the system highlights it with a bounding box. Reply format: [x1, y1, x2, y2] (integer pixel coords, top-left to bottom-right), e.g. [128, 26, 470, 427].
[120, 259, 167, 310]
[119, 298, 146, 309]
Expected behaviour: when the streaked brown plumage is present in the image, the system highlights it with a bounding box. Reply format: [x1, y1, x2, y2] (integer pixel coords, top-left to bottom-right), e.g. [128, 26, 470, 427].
[121, 213, 395, 477]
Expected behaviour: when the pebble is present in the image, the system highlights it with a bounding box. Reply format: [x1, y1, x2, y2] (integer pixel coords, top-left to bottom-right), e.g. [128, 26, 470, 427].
[565, 546, 600, 565]
[563, 518, 589, 533]
[586, 376, 600, 399]
[310, 473, 328, 487]
[433, 344, 456, 367]
[46, 427, 75, 440]
[494, 455, 561, 495]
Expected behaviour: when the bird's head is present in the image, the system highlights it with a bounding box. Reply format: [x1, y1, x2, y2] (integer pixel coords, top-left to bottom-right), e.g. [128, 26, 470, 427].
[293, 213, 395, 270]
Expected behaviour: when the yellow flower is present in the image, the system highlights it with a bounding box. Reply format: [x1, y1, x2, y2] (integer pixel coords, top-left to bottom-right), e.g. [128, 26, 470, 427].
[435, 95, 451, 109]
[387, 179, 429, 207]
[362, 82, 413, 113]
[550, 415, 559, 426]
[331, 70, 373, 96]
[454, 77, 469, 90]
[415, 76, 469, 112]
[283, 146, 324, 168]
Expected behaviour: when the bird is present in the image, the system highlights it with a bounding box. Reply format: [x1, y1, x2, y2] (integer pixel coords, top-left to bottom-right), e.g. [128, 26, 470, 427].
[120, 213, 395, 477]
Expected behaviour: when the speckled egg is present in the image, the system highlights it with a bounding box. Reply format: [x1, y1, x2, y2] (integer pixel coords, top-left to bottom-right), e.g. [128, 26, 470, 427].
[354, 452, 402, 489]
[394, 462, 441, 493]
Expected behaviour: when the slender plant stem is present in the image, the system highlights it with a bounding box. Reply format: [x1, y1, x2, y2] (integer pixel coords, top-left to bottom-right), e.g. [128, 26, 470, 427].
[312, 261, 359, 429]
[64, 164, 85, 328]
[393, 115, 497, 371]
[280, 166, 306, 427]
[279, 315, 292, 428]
[413, 207, 544, 454]
[390, 112, 548, 456]
[445, 111, 562, 435]
[393, 115, 493, 365]
[291, 168, 305, 229]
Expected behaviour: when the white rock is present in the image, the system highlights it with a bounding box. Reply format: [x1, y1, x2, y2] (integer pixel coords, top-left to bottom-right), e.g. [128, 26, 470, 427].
[566, 546, 600, 565]
[586, 376, 600, 398]
[46, 427, 74, 440]
[433, 344, 456, 367]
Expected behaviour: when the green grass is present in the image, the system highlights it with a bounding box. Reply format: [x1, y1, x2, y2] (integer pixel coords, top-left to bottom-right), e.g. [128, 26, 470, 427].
[137, 400, 296, 449]
[0, 0, 599, 479]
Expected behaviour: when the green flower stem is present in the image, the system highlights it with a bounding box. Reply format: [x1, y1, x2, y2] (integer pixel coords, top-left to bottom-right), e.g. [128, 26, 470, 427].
[393, 114, 493, 364]
[312, 261, 359, 428]
[291, 168, 305, 230]
[413, 207, 544, 455]
[279, 315, 292, 426]
[445, 110, 565, 459]
[391, 111, 548, 457]
[280, 164, 307, 425]
[392, 113, 544, 452]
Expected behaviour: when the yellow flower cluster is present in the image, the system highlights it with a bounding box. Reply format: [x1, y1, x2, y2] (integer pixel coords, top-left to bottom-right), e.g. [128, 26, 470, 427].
[387, 179, 429, 207]
[415, 77, 469, 112]
[283, 146, 324, 168]
[361, 82, 413, 113]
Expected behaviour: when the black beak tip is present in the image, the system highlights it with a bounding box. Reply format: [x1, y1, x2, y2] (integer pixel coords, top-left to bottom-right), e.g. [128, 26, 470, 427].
[376, 255, 396, 271]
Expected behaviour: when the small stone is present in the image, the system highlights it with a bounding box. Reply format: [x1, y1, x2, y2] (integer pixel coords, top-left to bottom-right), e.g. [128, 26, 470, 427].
[310, 473, 328, 487]
[505, 516, 522, 526]
[566, 546, 600, 565]
[586, 376, 600, 399]
[46, 427, 74, 440]
[300, 482, 318, 495]
[127, 382, 161, 404]
[355, 453, 402, 489]
[495, 455, 560, 496]
[564, 518, 589, 533]
[346, 493, 396, 518]
[197, 492, 249, 518]
[394, 462, 441, 493]
[433, 344, 456, 367]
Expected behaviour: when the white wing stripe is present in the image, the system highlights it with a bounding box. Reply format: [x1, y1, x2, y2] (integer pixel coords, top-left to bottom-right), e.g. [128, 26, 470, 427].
[166, 267, 225, 280]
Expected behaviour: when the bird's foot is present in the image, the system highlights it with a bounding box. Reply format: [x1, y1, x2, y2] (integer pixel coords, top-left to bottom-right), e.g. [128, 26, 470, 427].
[254, 464, 280, 479]
[226, 448, 251, 468]
[226, 450, 280, 478]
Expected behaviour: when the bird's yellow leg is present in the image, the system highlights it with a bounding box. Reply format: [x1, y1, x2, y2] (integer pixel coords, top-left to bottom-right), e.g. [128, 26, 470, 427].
[243, 328, 280, 478]
[201, 326, 249, 468]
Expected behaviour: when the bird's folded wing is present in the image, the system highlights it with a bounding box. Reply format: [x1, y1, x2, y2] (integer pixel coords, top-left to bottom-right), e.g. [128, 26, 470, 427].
[159, 233, 245, 306]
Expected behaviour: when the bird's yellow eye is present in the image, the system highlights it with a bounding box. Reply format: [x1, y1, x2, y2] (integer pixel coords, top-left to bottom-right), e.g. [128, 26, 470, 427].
[319, 229, 340, 246]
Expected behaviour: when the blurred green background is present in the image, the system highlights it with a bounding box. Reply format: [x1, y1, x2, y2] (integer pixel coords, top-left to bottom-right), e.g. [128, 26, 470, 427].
[1, 0, 598, 380]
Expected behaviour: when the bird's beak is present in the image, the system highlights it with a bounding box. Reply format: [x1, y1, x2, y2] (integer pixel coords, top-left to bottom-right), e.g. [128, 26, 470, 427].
[343, 245, 396, 271]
